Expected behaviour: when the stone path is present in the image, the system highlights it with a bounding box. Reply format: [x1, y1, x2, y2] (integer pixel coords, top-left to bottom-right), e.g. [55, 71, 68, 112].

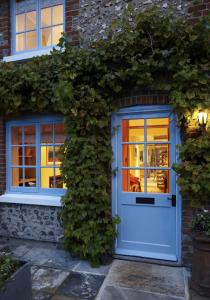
[0, 237, 109, 300]
[0, 237, 207, 300]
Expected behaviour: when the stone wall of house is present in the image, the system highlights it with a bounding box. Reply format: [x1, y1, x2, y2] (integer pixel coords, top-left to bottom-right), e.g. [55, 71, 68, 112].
[0, 203, 63, 242]
[79, 0, 190, 45]
[0, 0, 10, 59]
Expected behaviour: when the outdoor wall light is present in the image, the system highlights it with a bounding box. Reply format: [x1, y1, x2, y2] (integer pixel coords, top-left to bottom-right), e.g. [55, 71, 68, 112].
[197, 109, 208, 127]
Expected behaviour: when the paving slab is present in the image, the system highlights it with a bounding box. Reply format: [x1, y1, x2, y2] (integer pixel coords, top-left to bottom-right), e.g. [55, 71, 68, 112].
[44, 249, 81, 271]
[98, 285, 185, 300]
[57, 272, 105, 300]
[74, 260, 110, 276]
[97, 260, 186, 300]
[32, 267, 70, 293]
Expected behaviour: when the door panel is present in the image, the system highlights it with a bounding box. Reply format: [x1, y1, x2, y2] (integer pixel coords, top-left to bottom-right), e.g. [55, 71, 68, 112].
[113, 109, 178, 261]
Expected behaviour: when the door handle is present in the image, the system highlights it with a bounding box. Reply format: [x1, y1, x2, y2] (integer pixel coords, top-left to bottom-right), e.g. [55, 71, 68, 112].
[168, 195, 176, 207]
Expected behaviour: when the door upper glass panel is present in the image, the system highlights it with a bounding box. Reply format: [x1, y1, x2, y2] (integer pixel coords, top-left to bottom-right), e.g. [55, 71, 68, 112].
[122, 118, 171, 194]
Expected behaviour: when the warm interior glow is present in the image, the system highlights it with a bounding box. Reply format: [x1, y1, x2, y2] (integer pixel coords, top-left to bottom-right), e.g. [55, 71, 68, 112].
[122, 118, 170, 193]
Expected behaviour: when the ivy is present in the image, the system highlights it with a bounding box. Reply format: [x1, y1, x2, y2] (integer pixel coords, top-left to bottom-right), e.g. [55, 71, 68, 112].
[0, 7, 209, 264]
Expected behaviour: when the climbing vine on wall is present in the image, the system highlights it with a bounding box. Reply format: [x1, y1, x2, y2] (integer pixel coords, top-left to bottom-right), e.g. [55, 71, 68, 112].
[0, 7, 209, 264]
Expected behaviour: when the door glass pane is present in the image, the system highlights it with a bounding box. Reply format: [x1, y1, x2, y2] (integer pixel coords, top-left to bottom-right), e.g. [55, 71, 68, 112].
[122, 169, 144, 192]
[147, 170, 170, 193]
[25, 168, 36, 187]
[147, 144, 169, 167]
[24, 147, 36, 165]
[16, 33, 25, 51]
[41, 28, 51, 47]
[52, 5, 63, 25]
[26, 11, 36, 30]
[54, 124, 65, 143]
[11, 126, 22, 145]
[12, 147, 22, 165]
[52, 25, 63, 45]
[41, 7, 51, 27]
[41, 146, 54, 166]
[41, 124, 53, 144]
[41, 168, 54, 188]
[16, 14, 25, 32]
[26, 30, 36, 49]
[24, 125, 36, 144]
[122, 119, 144, 142]
[122, 144, 144, 167]
[147, 118, 169, 141]
[12, 168, 23, 186]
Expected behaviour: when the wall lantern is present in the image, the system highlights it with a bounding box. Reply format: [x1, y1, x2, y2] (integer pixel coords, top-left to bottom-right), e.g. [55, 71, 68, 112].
[198, 109, 208, 126]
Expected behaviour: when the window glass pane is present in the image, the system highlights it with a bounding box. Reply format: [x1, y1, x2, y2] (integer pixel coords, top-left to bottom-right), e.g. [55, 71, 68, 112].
[26, 11, 36, 31]
[147, 144, 169, 167]
[12, 168, 23, 186]
[24, 125, 36, 144]
[41, 7, 51, 27]
[55, 168, 65, 188]
[24, 0, 36, 13]
[24, 147, 36, 165]
[41, 28, 52, 47]
[147, 170, 170, 193]
[52, 25, 63, 45]
[122, 169, 144, 192]
[41, 124, 53, 144]
[11, 126, 22, 145]
[25, 168, 36, 187]
[147, 118, 169, 142]
[16, 14, 25, 32]
[41, 145, 53, 166]
[55, 145, 62, 164]
[12, 147, 22, 166]
[122, 144, 144, 167]
[122, 119, 144, 142]
[26, 31, 37, 49]
[41, 168, 54, 188]
[52, 5, 63, 25]
[54, 124, 65, 143]
[52, 0, 63, 5]
[16, 33, 25, 52]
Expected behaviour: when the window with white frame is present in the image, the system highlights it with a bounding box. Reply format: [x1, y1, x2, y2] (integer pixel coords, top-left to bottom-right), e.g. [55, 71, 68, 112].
[7, 117, 66, 195]
[13, 0, 64, 53]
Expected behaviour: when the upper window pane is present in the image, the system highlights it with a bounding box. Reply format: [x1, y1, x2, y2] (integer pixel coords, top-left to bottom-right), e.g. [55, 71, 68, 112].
[26, 11, 36, 31]
[147, 118, 169, 142]
[122, 119, 144, 142]
[24, 125, 36, 144]
[55, 124, 65, 143]
[41, 124, 53, 144]
[52, 5, 63, 25]
[16, 14, 25, 32]
[11, 126, 22, 145]
[41, 7, 51, 27]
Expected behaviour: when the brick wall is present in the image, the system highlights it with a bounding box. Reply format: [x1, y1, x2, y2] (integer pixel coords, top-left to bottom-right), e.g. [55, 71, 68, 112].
[0, 0, 10, 59]
[189, 0, 210, 22]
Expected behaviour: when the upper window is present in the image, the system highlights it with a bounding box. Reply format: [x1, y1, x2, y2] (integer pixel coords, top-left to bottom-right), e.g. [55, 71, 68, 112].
[13, 0, 64, 53]
[7, 117, 66, 195]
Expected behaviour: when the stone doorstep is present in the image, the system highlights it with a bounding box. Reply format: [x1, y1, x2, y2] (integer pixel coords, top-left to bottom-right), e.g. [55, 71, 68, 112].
[97, 260, 188, 300]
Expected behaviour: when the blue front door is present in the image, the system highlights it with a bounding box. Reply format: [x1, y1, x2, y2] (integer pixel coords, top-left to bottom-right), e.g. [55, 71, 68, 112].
[112, 106, 180, 261]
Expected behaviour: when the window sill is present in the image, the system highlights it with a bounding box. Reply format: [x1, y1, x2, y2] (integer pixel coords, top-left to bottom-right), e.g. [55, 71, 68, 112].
[0, 193, 62, 207]
[3, 47, 59, 63]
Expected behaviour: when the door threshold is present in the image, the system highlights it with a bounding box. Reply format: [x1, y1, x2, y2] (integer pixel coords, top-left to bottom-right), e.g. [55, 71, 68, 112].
[114, 254, 182, 267]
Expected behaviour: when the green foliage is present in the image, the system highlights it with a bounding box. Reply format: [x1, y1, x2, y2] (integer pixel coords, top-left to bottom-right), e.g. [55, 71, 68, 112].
[191, 210, 210, 236]
[174, 134, 210, 208]
[0, 7, 209, 263]
[0, 253, 19, 291]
